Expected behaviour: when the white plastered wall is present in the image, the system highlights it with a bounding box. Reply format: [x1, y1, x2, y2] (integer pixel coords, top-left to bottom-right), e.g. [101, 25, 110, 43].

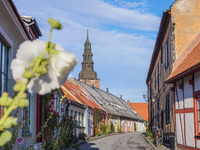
[176, 114, 183, 145]
[0, 1, 37, 149]
[68, 104, 85, 137]
[176, 80, 184, 109]
[85, 108, 93, 136]
[185, 113, 195, 147]
[184, 75, 193, 108]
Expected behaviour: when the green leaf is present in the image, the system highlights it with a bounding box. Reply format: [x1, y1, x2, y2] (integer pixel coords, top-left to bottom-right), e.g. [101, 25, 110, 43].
[0, 130, 12, 146]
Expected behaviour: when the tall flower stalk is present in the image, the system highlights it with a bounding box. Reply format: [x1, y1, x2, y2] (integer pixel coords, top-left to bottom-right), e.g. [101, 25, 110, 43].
[0, 18, 77, 146]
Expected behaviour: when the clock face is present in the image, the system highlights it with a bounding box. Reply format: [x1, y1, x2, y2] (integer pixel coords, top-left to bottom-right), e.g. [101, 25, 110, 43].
[87, 64, 91, 69]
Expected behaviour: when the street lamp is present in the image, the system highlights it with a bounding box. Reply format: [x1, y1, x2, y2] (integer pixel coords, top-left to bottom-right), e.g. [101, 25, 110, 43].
[143, 92, 148, 101]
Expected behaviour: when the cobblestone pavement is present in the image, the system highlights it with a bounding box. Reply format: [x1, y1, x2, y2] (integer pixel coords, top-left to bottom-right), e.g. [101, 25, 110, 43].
[78, 133, 153, 150]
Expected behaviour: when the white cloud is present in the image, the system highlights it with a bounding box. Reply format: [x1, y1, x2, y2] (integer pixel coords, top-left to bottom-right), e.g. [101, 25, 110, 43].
[13, 0, 158, 102]
[14, 0, 160, 31]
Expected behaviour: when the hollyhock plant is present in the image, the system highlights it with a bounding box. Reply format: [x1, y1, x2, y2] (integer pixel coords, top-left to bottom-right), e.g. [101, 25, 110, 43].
[16, 137, 24, 144]
[0, 18, 75, 146]
[11, 40, 77, 95]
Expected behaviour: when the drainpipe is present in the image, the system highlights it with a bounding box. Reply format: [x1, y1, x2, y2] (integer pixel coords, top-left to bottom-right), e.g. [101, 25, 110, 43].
[93, 108, 96, 137]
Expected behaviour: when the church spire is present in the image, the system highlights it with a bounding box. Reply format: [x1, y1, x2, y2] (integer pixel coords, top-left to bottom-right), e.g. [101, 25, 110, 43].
[84, 26, 91, 50]
[78, 27, 100, 89]
[86, 26, 89, 42]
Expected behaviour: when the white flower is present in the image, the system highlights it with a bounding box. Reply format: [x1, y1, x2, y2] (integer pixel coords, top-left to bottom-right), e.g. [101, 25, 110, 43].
[11, 40, 77, 95]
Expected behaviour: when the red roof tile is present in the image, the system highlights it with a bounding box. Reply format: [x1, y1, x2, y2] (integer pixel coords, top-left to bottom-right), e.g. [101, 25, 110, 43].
[61, 79, 104, 112]
[61, 86, 82, 104]
[128, 103, 148, 121]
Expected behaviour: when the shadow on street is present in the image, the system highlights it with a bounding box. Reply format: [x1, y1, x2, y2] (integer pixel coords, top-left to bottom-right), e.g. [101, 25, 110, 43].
[78, 143, 99, 150]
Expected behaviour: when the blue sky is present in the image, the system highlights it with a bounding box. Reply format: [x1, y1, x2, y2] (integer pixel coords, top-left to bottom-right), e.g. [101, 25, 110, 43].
[14, 0, 174, 102]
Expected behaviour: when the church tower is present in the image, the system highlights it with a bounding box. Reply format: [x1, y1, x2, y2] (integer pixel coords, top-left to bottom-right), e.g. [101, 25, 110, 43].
[78, 29, 100, 88]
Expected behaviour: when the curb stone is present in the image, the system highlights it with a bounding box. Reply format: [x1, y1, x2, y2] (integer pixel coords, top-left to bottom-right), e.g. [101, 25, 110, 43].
[143, 136, 157, 150]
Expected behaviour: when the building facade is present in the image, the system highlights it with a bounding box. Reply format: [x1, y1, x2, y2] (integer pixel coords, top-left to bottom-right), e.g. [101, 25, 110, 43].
[146, 0, 200, 148]
[0, 0, 42, 149]
[166, 34, 200, 149]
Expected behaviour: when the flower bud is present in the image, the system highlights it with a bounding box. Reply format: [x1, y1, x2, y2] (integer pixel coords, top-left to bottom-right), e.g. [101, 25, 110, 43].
[12, 118, 18, 126]
[2, 117, 13, 129]
[13, 82, 23, 92]
[22, 69, 34, 79]
[21, 93, 27, 99]
[15, 98, 29, 107]
[48, 18, 63, 29]
[0, 96, 13, 107]
[49, 42, 55, 49]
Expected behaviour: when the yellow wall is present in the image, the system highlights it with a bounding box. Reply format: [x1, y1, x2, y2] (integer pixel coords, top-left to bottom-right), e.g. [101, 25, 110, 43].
[171, 0, 200, 57]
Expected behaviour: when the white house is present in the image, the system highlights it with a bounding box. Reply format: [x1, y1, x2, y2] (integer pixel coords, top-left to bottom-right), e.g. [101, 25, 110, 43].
[0, 0, 41, 149]
[166, 33, 200, 149]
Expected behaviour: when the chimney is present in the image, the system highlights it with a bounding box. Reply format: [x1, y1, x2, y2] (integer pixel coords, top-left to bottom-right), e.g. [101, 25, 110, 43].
[106, 88, 109, 93]
[120, 95, 122, 99]
[92, 84, 95, 88]
[127, 100, 130, 105]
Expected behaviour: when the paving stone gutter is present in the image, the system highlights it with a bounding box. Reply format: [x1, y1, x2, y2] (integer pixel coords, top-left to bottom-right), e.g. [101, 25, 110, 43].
[143, 136, 170, 150]
[143, 136, 157, 150]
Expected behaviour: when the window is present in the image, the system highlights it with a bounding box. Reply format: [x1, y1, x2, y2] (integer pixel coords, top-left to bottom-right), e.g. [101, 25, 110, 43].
[78, 112, 81, 126]
[166, 93, 170, 122]
[81, 113, 84, 127]
[71, 110, 73, 117]
[0, 40, 9, 118]
[22, 92, 32, 135]
[74, 111, 77, 125]
[165, 36, 170, 68]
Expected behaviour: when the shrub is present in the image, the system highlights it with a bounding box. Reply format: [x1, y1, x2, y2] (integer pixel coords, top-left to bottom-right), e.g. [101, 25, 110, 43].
[146, 130, 153, 139]
[134, 123, 137, 132]
[117, 123, 121, 133]
[107, 123, 111, 133]
[101, 124, 108, 135]
[95, 128, 101, 136]
[111, 123, 115, 133]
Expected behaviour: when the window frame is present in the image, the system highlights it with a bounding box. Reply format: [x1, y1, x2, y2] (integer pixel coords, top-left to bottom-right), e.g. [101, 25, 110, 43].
[165, 93, 170, 123]
[0, 39, 9, 118]
[197, 99, 200, 134]
[22, 92, 32, 135]
[165, 35, 170, 69]
[194, 94, 200, 136]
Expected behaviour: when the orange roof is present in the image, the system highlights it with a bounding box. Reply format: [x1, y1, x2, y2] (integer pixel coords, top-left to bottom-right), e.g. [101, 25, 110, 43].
[129, 103, 148, 121]
[61, 86, 82, 104]
[61, 80, 104, 112]
[166, 41, 200, 83]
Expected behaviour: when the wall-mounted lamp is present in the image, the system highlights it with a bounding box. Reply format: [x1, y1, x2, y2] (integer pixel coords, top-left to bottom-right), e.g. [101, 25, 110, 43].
[143, 92, 148, 102]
